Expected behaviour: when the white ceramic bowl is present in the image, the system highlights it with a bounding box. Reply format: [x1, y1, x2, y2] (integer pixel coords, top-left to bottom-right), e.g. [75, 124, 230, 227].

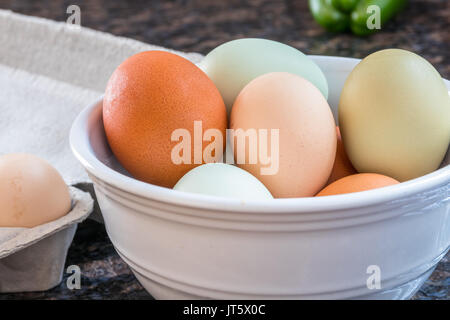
[71, 56, 450, 300]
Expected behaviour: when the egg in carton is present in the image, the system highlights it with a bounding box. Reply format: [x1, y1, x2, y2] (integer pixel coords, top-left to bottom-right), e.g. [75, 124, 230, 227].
[0, 186, 93, 293]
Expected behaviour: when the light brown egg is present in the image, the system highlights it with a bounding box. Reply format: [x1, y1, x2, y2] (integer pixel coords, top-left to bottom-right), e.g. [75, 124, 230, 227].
[230, 72, 336, 198]
[0, 154, 71, 228]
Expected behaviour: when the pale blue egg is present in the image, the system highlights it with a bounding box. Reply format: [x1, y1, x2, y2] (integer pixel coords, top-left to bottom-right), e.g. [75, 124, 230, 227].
[199, 38, 328, 114]
[173, 163, 273, 200]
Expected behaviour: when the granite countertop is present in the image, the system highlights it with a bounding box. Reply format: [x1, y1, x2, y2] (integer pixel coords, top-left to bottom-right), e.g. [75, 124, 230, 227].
[0, 0, 448, 300]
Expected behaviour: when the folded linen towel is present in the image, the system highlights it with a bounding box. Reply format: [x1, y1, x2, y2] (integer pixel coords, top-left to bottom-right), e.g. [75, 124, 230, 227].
[0, 10, 202, 184]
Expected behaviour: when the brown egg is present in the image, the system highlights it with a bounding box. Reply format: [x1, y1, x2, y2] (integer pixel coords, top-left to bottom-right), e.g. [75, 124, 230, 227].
[0, 154, 71, 228]
[103, 51, 227, 188]
[326, 127, 357, 184]
[316, 173, 399, 196]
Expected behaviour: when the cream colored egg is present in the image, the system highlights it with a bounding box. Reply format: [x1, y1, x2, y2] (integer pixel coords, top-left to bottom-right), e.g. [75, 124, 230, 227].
[230, 72, 336, 198]
[339, 49, 450, 181]
[0, 153, 71, 228]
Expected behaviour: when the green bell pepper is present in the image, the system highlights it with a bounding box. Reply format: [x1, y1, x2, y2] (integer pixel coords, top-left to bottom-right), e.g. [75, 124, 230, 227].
[309, 0, 407, 36]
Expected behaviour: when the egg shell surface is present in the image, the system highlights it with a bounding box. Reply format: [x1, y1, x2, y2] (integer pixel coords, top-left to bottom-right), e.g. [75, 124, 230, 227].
[230, 72, 336, 198]
[103, 51, 227, 188]
[327, 126, 357, 184]
[173, 163, 273, 200]
[0, 153, 71, 228]
[339, 49, 450, 182]
[200, 38, 329, 113]
[316, 173, 399, 196]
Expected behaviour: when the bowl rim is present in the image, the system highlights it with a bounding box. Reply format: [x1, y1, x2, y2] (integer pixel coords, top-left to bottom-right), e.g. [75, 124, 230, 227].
[70, 56, 450, 214]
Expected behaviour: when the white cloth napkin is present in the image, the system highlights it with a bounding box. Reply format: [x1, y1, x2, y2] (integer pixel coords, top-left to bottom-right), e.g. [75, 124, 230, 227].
[0, 10, 202, 184]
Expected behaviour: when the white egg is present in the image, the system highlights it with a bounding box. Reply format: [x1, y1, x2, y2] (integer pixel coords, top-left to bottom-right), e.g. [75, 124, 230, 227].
[173, 163, 273, 200]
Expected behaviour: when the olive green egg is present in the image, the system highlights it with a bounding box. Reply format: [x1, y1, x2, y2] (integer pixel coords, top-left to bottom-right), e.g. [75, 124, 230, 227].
[199, 38, 328, 114]
[339, 49, 450, 182]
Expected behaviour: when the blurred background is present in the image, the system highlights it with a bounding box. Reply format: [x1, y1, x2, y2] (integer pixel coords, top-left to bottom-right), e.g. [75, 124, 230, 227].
[0, 0, 448, 300]
[0, 0, 448, 78]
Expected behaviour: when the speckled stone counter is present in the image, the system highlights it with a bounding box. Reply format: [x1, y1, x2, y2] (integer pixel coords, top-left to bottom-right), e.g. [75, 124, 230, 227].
[0, 0, 448, 300]
[0, 0, 448, 78]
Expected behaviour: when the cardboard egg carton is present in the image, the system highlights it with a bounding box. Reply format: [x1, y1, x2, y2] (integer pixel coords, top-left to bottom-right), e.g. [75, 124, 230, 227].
[0, 187, 93, 293]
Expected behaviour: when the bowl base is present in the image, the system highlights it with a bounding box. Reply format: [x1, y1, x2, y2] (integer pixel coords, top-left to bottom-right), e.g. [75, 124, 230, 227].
[119, 249, 440, 300]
